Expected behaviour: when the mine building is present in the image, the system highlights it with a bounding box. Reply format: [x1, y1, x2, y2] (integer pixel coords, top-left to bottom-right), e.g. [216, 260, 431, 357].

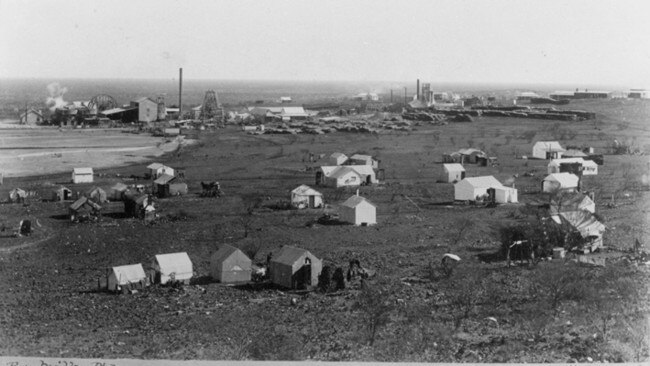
[130, 97, 158, 123]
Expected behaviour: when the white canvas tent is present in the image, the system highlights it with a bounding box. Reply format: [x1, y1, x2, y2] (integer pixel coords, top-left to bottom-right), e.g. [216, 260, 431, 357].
[107, 264, 148, 292]
[339, 195, 376, 225]
[440, 164, 465, 183]
[72, 167, 94, 184]
[542, 173, 579, 193]
[532, 141, 565, 159]
[291, 185, 323, 208]
[454, 176, 517, 203]
[152, 252, 193, 285]
[548, 158, 598, 175]
[210, 245, 252, 283]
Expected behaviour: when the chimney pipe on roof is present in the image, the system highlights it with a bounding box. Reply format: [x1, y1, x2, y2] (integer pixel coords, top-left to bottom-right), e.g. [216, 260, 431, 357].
[417, 79, 420, 101]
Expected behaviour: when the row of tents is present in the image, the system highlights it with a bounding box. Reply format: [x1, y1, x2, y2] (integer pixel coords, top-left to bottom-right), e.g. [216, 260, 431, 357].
[105, 245, 324, 293]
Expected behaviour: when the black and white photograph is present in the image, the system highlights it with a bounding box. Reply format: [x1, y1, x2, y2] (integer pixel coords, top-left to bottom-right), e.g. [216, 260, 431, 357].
[0, 0, 649, 364]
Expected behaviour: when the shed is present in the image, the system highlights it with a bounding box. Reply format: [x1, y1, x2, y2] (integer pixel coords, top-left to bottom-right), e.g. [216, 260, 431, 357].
[329, 153, 348, 166]
[152, 252, 193, 285]
[270, 246, 322, 289]
[72, 167, 94, 184]
[68, 196, 101, 221]
[291, 185, 324, 209]
[554, 210, 606, 250]
[123, 193, 153, 218]
[52, 186, 73, 201]
[9, 188, 27, 203]
[532, 141, 565, 160]
[153, 174, 176, 198]
[107, 264, 148, 293]
[455, 176, 509, 202]
[542, 173, 579, 193]
[86, 187, 108, 203]
[440, 163, 466, 183]
[146, 163, 175, 179]
[130, 97, 158, 123]
[340, 195, 376, 226]
[210, 245, 252, 283]
[457, 148, 486, 164]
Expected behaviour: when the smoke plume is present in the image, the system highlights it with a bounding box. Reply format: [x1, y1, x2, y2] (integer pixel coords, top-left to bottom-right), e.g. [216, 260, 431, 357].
[46, 82, 68, 111]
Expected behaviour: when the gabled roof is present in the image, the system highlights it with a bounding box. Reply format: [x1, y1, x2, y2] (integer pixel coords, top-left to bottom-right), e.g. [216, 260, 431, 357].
[69, 196, 88, 211]
[154, 252, 193, 275]
[73, 167, 93, 175]
[443, 163, 465, 172]
[458, 176, 503, 188]
[211, 244, 249, 264]
[280, 107, 307, 116]
[192, 105, 203, 111]
[341, 195, 376, 208]
[272, 246, 315, 266]
[292, 184, 322, 196]
[543, 172, 579, 186]
[534, 141, 566, 152]
[154, 174, 175, 185]
[550, 193, 594, 215]
[112, 264, 146, 284]
[558, 211, 606, 238]
[348, 165, 375, 176]
[330, 152, 347, 158]
[329, 166, 360, 179]
[147, 162, 164, 170]
[134, 97, 156, 104]
[20, 108, 43, 118]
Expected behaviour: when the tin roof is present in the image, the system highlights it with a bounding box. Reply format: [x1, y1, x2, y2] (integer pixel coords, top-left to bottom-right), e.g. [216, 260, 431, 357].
[73, 167, 93, 175]
[341, 195, 375, 208]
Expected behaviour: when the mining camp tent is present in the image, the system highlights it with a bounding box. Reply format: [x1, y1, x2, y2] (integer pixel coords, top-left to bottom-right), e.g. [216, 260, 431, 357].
[318, 166, 362, 187]
[454, 176, 517, 203]
[86, 187, 108, 203]
[152, 252, 193, 285]
[270, 246, 322, 289]
[532, 141, 565, 159]
[8, 188, 27, 203]
[542, 173, 579, 193]
[291, 184, 323, 209]
[147, 163, 175, 179]
[329, 153, 348, 166]
[107, 264, 148, 292]
[440, 163, 466, 183]
[340, 195, 376, 226]
[72, 167, 94, 184]
[210, 244, 252, 283]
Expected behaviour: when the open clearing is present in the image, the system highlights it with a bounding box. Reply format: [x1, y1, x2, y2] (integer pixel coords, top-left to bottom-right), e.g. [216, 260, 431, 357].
[0, 99, 649, 362]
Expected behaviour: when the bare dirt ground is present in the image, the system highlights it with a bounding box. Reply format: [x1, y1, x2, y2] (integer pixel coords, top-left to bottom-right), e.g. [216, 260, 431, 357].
[0, 128, 186, 178]
[0, 99, 648, 362]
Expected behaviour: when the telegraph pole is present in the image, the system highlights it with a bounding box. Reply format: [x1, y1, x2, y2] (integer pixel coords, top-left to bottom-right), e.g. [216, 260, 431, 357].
[178, 68, 183, 120]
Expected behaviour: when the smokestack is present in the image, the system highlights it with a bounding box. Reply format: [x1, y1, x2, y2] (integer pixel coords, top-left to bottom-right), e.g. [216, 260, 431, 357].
[417, 79, 420, 101]
[404, 87, 407, 104]
[178, 68, 183, 119]
[390, 89, 393, 103]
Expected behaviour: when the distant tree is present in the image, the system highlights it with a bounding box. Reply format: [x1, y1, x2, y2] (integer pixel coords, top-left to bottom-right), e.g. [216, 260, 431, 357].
[445, 267, 486, 329]
[529, 262, 589, 315]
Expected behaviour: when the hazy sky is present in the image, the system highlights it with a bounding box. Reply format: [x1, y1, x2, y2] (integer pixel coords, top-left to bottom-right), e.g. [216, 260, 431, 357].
[1, 0, 649, 87]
